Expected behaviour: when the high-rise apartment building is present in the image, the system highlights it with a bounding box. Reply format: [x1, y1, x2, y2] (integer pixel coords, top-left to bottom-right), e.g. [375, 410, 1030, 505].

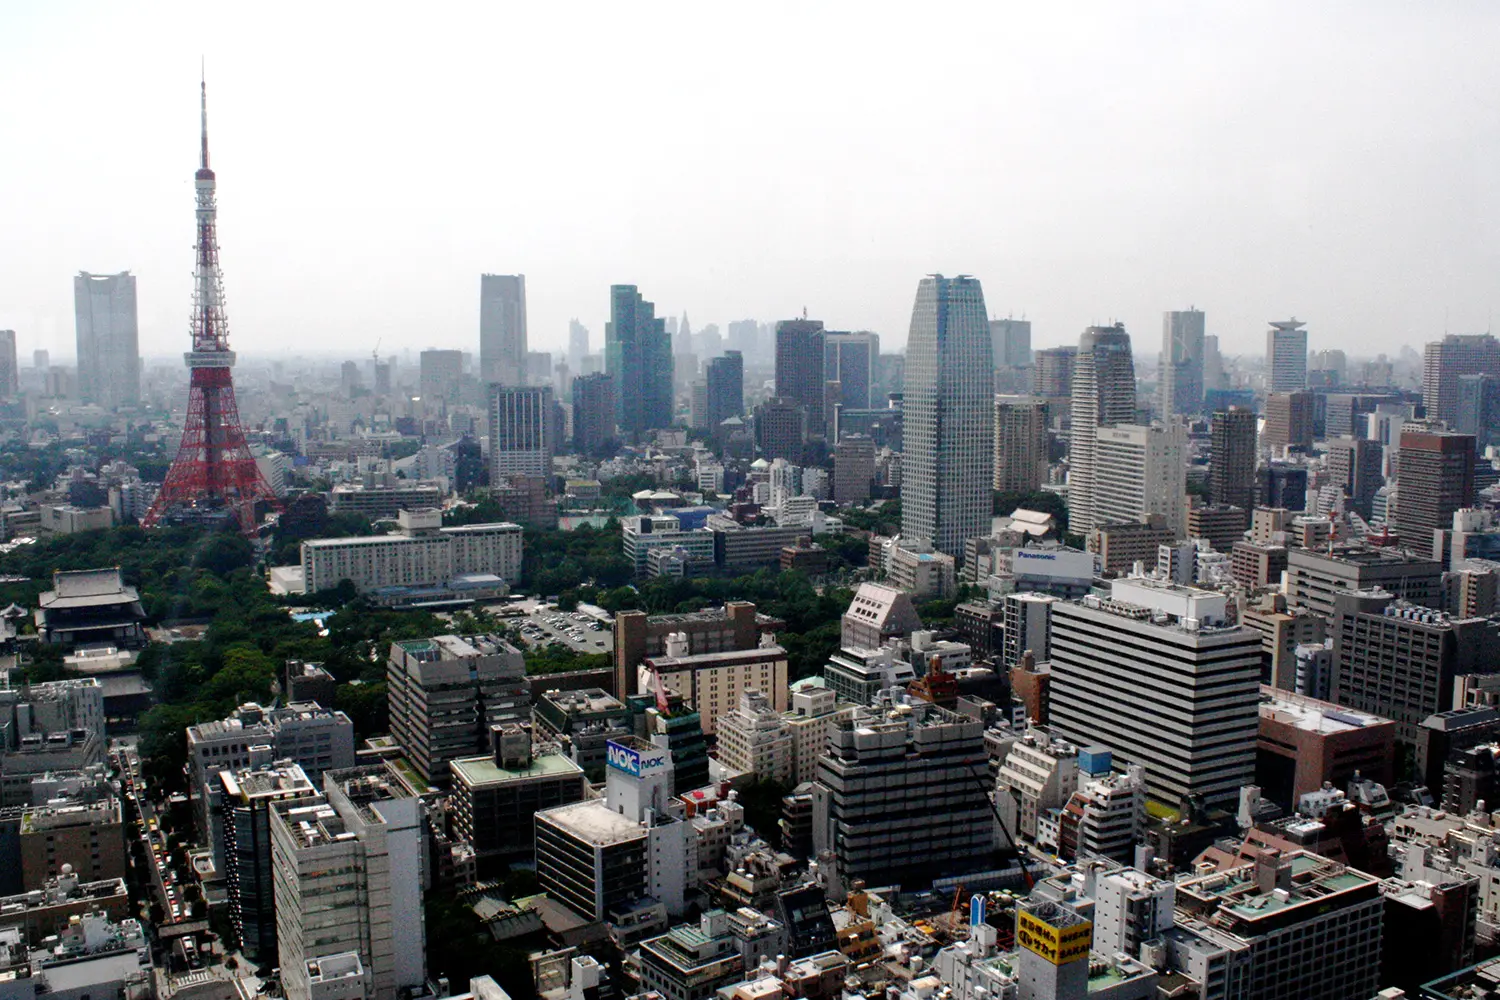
[1423, 333, 1500, 427]
[810, 701, 991, 883]
[1067, 325, 1137, 535]
[1033, 345, 1077, 400]
[1456, 373, 1500, 451]
[990, 317, 1032, 367]
[271, 766, 426, 1000]
[993, 395, 1048, 495]
[1159, 309, 1205, 416]
[774, 319, 827, 437]
[1332, 589, 1500, 745]
[488, 384, 555, 481]
[833, 434, 876, 506]
[1325, 436, 1385, 518]
[1092, 422, 1188, 537]
[1049, 578, 1261, 806]
[1394, 429, 1475, 549]
[73, 272, 140, 409]
[571, 372, 615, 454]
[386, 634, 530, 786]
[902, 275, 994, 558]
[1265, 318, 1309, 392]
[1262, 391, 1314, 453]
[823, 332, 877, 411]
[479, 273, 527, 385]
[0, 330, 16, 398]
[1209, 407, 1258, 511]
[418, 349, 463, 409]
[606, 284, 673, 434]
[705, 350, 744, 429]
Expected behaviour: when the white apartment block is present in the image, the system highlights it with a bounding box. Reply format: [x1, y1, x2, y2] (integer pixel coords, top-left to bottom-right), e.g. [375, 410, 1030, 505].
[714, 690, 794, 784]
[300, 508, 522, 595]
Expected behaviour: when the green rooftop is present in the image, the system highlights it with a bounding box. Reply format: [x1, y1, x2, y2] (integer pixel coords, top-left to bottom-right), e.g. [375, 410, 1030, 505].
[450, 751, 584, 786]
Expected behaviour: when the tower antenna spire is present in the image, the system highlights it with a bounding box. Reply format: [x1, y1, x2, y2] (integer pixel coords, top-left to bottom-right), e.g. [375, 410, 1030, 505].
[200, 62, 209, 171]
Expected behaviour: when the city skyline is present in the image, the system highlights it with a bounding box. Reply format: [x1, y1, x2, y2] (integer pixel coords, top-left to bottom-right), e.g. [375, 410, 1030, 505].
[3, 5, 1500, 361]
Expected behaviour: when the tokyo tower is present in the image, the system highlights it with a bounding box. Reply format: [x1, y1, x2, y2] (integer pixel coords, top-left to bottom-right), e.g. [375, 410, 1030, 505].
[143, 78, 278, 534]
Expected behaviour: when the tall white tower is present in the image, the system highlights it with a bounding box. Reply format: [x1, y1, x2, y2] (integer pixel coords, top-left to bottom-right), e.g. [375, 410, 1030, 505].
[480, 273, 527, 385]
[902, 274, 994, 559]
[1068, 325, 1137, 534]
[1266, 318, 1309, 393]
[1159, 309, 1205, 416]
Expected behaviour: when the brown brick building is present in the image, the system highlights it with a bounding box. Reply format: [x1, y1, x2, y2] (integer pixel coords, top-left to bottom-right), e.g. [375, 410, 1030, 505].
[1256, 686, 1395, 807]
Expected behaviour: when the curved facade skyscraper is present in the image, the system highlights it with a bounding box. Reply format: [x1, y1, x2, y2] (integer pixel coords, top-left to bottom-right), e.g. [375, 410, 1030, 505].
[901, 274, 993, 559]
[1068, 324, 1137, 534]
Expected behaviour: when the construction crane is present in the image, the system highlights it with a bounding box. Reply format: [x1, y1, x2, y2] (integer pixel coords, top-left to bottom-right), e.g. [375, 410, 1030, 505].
[964, 758, 1035, 890]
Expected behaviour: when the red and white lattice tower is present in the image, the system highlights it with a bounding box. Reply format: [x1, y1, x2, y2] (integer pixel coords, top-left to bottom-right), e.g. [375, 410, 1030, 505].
[143, 78, 278, 534]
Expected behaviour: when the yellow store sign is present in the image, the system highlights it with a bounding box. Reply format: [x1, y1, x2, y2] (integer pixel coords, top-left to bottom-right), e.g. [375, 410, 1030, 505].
[1016, 911, 1092, 966]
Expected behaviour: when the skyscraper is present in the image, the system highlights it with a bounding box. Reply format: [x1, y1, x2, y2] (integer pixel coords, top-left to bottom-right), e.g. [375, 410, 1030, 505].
[1067, 325, 1136, 534]
[1159, 309, 1205, 416]
[993, 395, 1048, 495]
[1049, 578, 1261, 807]
[1092, 422, 1189, 537]
[1326, 436, 1385, 519]
[1262, 390, 1315, 453]
[606, 285, 673, 435]
[1033, 346, 1077, 400]
[752, 398, 807, 462]
[1393, 429, 1475, 549]
[989, 317, 1032, 367]
[823, 332, 877, 411]
[488, 384, 556, 482]
[418, 349, 463, 409]
[774, 319, 826, 437]
[567, 318, 589, 372]
[1209, 407, 1258, 511]
[571, 373, 616, 454]
[1266, 319, 1309, 392]
[1422, 333, 1500, 427]
[704, 350, 744, 429]
[74, 271, 140, 409]
[1456, 374, 1500, 451]
[833, 434, 876, 506]
[479, 274, 527, 385]
[0, 330, 16, 398]
[902, 275, 994, 558]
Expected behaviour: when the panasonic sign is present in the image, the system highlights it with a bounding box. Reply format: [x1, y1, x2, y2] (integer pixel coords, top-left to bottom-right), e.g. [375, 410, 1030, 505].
[606, 740, 669, 776]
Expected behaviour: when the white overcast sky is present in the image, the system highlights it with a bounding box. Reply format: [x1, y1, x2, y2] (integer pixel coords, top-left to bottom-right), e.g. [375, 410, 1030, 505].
[2, 2, 1499, 364]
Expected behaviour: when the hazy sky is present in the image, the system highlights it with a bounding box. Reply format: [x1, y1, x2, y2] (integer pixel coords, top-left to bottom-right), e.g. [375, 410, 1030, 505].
[3, 3, 1499, 364]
